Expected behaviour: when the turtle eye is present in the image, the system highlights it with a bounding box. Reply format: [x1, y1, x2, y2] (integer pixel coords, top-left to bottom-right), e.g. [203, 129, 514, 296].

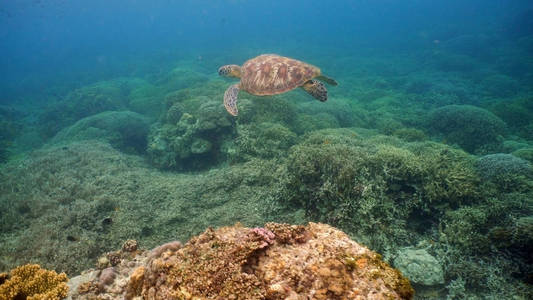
[218, 67, 227, 76]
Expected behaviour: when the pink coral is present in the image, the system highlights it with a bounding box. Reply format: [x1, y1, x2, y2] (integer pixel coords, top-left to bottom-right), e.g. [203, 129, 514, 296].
[147, 240, 182, 261]
[250, 227, 276, 248]
[98, 267, 116, 291]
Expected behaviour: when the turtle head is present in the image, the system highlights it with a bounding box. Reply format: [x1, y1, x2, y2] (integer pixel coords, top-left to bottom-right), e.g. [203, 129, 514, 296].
[218, 65, 241, 78]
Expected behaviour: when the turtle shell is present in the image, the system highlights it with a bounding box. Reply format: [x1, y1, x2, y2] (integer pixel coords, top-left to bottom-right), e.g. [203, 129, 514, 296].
[240, 54, 320, 95]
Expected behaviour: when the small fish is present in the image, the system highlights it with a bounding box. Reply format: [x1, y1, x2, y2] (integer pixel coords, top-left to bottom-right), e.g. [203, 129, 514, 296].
[66, 235, 78, 242]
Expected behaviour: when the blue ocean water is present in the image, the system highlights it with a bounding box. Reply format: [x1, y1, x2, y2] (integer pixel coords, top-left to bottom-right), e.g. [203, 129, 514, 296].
[1, 0, 530, 101]
[1, 0, 532, 299]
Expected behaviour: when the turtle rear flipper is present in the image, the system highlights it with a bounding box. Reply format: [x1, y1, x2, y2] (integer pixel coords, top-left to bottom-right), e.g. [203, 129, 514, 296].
[224, 83, 240, 116]
[316, 75, 338, 86]
[302, 79, 327, 102]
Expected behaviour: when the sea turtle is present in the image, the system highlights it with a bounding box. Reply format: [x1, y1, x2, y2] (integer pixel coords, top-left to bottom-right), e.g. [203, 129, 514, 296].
[218, 54, 338, 116]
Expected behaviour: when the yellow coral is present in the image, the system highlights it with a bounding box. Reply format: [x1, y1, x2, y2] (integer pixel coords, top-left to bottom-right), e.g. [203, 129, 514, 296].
[0, 264, 68, 300]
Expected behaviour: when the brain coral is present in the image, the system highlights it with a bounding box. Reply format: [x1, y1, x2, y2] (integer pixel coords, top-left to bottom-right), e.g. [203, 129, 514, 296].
[73, 223, 413, 299]
[0, 264, 68, 300]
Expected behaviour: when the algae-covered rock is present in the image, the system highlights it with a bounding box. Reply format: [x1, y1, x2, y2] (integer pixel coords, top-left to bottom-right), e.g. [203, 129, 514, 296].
[394, 248, 444, 286]
[51, 111, 150, 154]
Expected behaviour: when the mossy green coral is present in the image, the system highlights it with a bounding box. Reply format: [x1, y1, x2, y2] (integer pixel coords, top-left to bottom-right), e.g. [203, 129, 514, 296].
[232, 122, 297, 162]
[428, 105, 507, 153]
[274, 129, 483, 252]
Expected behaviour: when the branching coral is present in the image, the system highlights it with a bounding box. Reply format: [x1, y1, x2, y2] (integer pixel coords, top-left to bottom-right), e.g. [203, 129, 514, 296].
[0, 264, 68, 300]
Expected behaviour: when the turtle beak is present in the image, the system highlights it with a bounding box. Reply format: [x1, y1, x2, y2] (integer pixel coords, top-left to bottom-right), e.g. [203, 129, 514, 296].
[218, 67, 226, 76]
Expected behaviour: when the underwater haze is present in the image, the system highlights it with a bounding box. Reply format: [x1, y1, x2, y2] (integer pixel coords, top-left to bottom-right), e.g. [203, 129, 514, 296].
[1, 0, 533, 299]
[2, 0, 530, 100]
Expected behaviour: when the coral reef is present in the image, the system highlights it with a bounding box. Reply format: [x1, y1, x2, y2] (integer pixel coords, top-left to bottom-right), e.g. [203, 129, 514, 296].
[234, 94, 296, 127]
[393, 248, 444, 287]
[274, 129, 481, 251]
[1, 41, 532, 300]
[51, 111, 150, 154]
[476, 153, 532, 192]
[38, 80, 130, 139]
[437, 189, 533, 296]
[0, 106, 23, 163]
[127, 83, 165, 119]
[512, 148, 533, 164]
[153, 67, 208, 93]
[69, 223, 413, 299]
[0, 264, 68, 300]
[392, 128, 427, 142]
[293, 113, 340, 135]
[231, 122, 297, 162]
[147, 98, 234, 170]
[487, 97, 533, 136]
[476, 153, 532, 181]
[0, 137, 11, 163]
[297, 98, 359, 128]
[427, 104, 507, 153]
[0, 141, 276, 275]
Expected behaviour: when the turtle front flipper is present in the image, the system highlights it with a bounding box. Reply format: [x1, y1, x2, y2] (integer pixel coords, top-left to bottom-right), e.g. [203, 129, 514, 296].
[316, 75, 338, 86]
[302, 79, 327, 102]
[224, 83, 240, 116]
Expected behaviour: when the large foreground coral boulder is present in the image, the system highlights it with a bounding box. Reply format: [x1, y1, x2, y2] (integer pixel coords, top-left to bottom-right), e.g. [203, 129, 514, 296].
[70, 222, 413, 299]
